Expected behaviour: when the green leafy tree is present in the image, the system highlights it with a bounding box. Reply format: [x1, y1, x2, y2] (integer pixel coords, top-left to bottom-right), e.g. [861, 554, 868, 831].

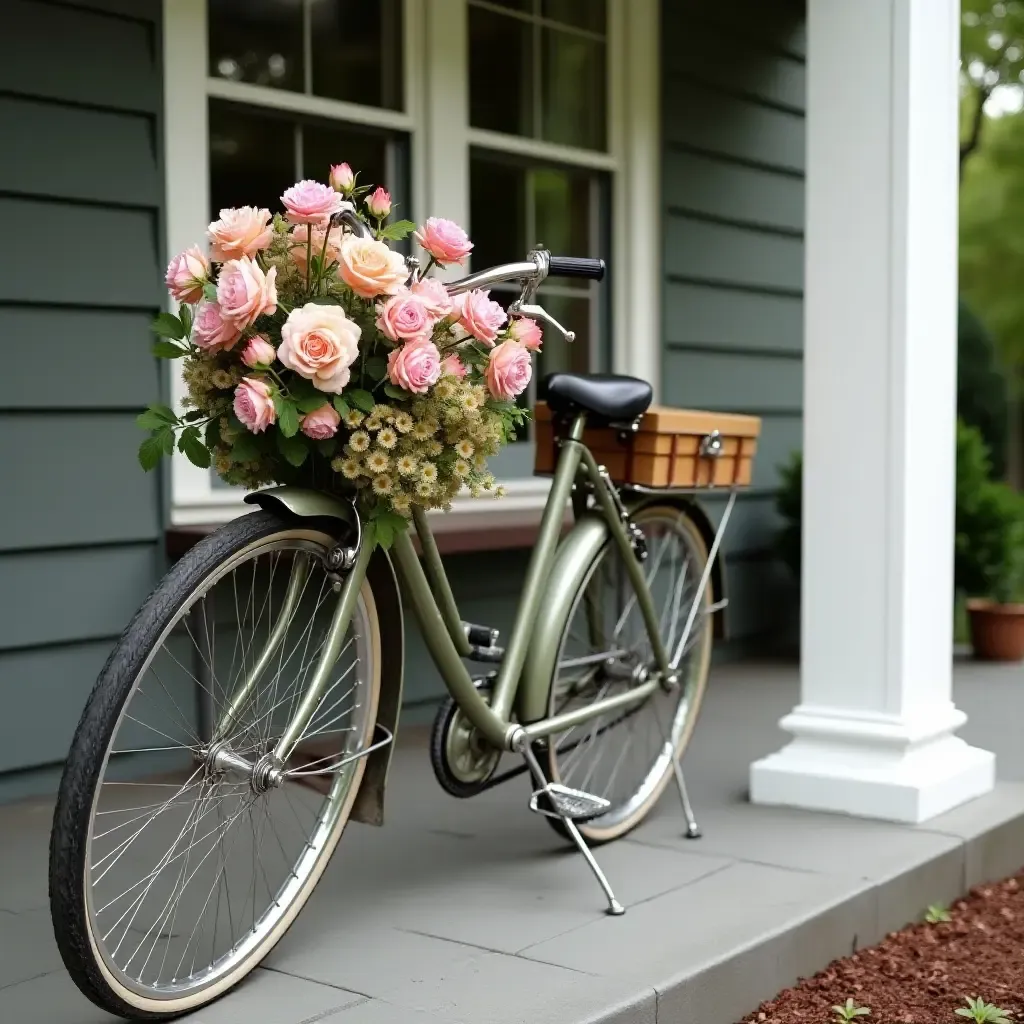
[957, 299, 1009, 478]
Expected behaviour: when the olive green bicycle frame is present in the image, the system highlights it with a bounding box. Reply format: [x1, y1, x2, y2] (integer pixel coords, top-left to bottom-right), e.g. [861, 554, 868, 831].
[226, 411, 671, 766]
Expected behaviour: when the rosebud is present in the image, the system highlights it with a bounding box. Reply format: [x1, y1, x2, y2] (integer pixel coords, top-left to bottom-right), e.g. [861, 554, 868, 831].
[241, 334, 276, 368]
[329, 162, 355, 193]
[365, 186, 392, 219]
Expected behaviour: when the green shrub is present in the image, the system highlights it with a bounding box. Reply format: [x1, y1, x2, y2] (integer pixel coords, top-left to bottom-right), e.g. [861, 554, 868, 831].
[958, 299, 1010, 480]
[774, 449, 802, 580]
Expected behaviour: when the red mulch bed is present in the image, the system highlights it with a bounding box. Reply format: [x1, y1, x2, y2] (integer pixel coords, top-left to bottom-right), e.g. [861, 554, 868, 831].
[740, 871, 1024, 1024]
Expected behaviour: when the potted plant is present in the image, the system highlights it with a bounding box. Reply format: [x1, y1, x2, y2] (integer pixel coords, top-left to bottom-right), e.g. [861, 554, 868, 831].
[956, 423, 1024, 661]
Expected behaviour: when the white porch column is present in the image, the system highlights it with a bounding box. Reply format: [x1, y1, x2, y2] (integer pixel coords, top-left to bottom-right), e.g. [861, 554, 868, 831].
[749, 0, 995, 824]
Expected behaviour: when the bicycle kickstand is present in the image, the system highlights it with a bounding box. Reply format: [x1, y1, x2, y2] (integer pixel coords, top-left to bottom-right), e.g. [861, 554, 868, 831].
[515, 734, 625, 916]
[670, 755, 702, 839]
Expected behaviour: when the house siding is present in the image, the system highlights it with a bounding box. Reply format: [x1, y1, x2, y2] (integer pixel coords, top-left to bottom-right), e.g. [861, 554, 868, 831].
[0, 0, 165, 797]
[661, 0, 806, 649]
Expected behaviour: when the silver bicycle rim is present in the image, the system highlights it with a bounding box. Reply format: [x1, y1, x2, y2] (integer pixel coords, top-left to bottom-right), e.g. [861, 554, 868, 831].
[548, 510, 711, 831]
[82, 530, 376, 1007]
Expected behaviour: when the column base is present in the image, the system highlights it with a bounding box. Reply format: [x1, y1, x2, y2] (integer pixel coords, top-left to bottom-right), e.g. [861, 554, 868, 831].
[750, 706, 995, 824]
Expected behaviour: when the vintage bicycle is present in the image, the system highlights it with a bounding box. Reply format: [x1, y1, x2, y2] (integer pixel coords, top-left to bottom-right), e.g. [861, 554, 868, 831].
[48, 244, 758, 1019]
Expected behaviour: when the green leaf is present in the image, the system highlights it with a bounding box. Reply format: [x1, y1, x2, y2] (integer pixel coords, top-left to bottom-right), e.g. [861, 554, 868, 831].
[296, 394, 329, 414]
[151, 311, 185, 340]
[152, 341, 186, 359]
[383, 384, 410, 401]
[272, 393, 300, 438]
[138, 434, 165, 471]
[229, 433, 260, 462]
[203, 281, 218, 302]
[177, 426, 211, 468]
[365, 355, 388, 379]
[374, 518, 394, 550]
[178, 303, 193, 338]
[348, 389, 375, 413]
[333, 396, 350, 417]
[183, 409, 206, 422]
[159, 426, 175, 455]
[316, 437, 338, 458]
[136, 404, 177, 430]
[276, 431, 308, 467]
[378, 219, 416, 241]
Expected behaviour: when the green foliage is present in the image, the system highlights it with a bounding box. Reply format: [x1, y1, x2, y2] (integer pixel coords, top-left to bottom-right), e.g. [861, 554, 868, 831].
[368, 508, 408, 550]
[832, 999, 870, 1023]
[272, 394, 300, 438]
[956, 997, 1014, 1024]
[924, 903, 952, 923]
[957, 301, 1009, 478]
[275, 431, 308, 468]
[774, 449, 802, 580]
[377, 218, 416, 241]
[177, 426, 211, 469]
[151, 311, 185, 341]
[347, 389, 375, 413]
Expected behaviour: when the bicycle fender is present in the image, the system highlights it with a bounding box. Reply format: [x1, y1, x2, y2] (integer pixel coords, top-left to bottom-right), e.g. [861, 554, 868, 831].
[244, 486, 404, 827]
[518, 512, 610, 725]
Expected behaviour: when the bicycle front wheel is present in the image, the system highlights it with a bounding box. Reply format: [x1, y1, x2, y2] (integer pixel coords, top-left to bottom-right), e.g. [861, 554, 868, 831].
[49, 510, 380, 1019]
[543, 504, 713, 844]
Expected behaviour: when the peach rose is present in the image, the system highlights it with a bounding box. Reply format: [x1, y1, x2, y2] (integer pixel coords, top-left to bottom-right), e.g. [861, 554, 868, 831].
[207, 207, 273, 261]
[486, 340, 532, 400]
[193, 302, 241, 352]
[377, 291, 433, 343]
[282, 179, 348, 225]
[233, 377, 276, 433]
[278, 302, 361, 393]
[300, 403, 341, 440]
[508, 316, 543, 351]
[165, 246, 210, 304]
[365, 186, 392, 219]
[217, 256, 278, 330]
[337, 236, 409, 299]
[414, 217, 473, 265]
[411, 276, 453, 318]
[330, 163, 354, 193]
[456, 289, 506, 346]
[242, 335, 276, 368]
[387, 340, 441, 395]
[441, 354, 467, 379]
[290, 223, 344, 272]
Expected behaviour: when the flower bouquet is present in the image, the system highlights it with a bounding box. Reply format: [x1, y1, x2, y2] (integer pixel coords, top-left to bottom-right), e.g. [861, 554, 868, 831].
[141, 164, 541, 547]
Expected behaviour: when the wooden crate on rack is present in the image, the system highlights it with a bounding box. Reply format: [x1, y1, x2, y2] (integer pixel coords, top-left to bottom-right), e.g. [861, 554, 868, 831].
[533, 402, 762, 489]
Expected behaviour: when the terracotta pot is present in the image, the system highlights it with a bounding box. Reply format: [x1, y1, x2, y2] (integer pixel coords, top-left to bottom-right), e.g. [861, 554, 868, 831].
[967, 599, 1024, 662]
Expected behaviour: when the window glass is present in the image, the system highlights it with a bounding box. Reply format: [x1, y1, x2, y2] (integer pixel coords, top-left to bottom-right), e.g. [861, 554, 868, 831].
[468, 5, 533, 138]
[540, 28, 605, 150]
[208, 0, 304, 92]
[542, 0, 607, 32]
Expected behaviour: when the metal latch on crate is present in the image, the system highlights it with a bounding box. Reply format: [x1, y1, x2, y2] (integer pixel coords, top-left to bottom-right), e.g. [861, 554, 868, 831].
[700, 430, 724, 458]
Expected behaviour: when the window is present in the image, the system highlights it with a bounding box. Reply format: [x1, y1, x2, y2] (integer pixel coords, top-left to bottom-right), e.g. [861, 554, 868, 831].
[163, 0, 659, 527]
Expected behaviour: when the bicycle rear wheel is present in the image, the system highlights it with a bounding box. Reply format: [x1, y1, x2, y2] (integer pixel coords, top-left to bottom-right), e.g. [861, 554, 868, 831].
[49, 510, 380, 1019]
[543, 504, 713, 844]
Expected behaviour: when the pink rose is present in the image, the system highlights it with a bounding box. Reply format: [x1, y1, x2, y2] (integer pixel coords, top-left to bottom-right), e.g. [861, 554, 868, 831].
[456, 289, 506, 345]
[486, 340, 532, 401]
[387, 340, 442, 395]
[414, 217, 473, 265]
[279, 302, 361, 393]
[411, 277, 453, 318]
[365, 186, 392, 219]
[377, 291, 434, 343]
[330, 163, 354, 192]
[242, 334, 276, 368]
[233, 377, 276, 433]
[193, 302, 241, 352]
[508, 316, 543, 351]
[165, 246, 210, 304]
[337, 236, 409, 299]
[282, 179, 348, 225]
[207, 207, 273, 261]
[289, 223, 344, 272]
[216, 256, 278, 330]
[441, 354, 467, 379]
[300, 402, 341, 440]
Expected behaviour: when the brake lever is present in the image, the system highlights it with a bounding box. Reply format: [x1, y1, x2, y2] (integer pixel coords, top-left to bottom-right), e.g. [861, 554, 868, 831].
[508, 246, 577, 344]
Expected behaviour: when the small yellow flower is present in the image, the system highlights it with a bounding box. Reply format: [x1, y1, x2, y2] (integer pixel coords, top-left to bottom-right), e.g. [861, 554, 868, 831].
[372, 473, 394, 495]
[474, 454, 487, 471]
[435, 379, 456, 401]
[455, 439, 475, 459]
[366, 450, 390, 474]
[495, 485, 507, 498]
[482, 475, 495, 490]
[420, 462, 438, 483]
[471, 484, 483, 498]
[343, 409, 364, 428]
[377, 427, 398, 449]
[364, 415, 383, 432]
[348, 430, 370, 453]
[211, 369, 234, 389]
[396, 454, 418, 476]
[373, 404, 394, 420]
[416, 479, 434, 498]
[462, 392, 479, 412]
[411, 422, 432, 441]
[427, 440, 443, 456]
[454, 459, 471, 478]
[394, 411, 413, 433]
[340, 458, 362, 480]
[392, 494, 412, 514]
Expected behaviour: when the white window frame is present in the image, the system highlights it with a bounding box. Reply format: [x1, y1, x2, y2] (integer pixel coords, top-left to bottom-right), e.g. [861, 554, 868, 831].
[163, 0, 660, 529]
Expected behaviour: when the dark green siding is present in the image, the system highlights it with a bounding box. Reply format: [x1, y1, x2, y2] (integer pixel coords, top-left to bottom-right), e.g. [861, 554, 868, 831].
[661, 0, 805, 648]
[0, 0, 164, 799]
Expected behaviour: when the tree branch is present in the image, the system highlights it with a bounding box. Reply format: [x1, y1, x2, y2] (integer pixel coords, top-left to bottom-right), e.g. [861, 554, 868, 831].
[960, 84, 993, 176]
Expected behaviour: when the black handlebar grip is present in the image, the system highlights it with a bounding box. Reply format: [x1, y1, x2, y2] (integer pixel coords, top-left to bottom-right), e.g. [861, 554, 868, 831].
[547, 256, 606, 281]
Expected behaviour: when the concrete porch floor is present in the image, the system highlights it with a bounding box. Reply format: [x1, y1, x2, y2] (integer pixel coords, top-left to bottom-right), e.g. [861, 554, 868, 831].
[3, 660, 1024, 1024]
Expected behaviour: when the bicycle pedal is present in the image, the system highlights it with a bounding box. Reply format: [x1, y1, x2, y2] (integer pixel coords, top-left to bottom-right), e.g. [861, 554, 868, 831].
[529, 784, 610, 822]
